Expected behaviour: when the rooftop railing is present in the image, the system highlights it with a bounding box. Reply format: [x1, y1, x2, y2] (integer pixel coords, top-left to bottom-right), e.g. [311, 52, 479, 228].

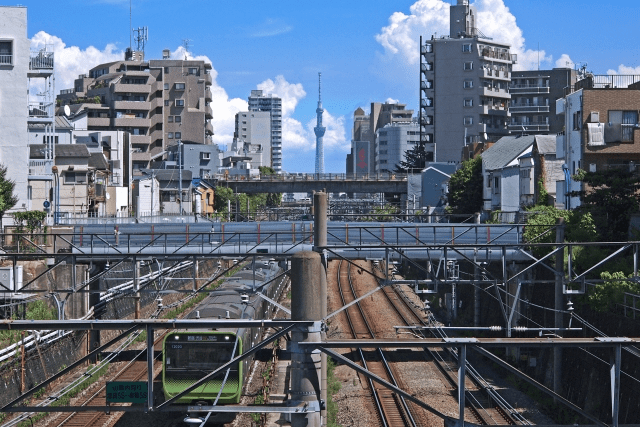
[29, 50, 54, 70]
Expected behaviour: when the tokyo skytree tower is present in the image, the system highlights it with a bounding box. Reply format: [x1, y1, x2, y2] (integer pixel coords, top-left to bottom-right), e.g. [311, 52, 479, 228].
[314, 72, 326, 174]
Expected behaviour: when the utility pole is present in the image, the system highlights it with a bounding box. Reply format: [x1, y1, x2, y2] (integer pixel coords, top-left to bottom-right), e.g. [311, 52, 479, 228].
[554, 217, 565, 398]
[178, 140, 183, 214]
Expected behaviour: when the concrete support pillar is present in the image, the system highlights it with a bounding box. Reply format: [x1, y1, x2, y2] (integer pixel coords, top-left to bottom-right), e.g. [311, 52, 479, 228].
[290, 251, 323, 427]
[554, 218, 565, 397]
[474, 214, 481, 327]
[458, 345, 467, 425]
[313, 192, 328, 426]
[134, 257, 141, 319]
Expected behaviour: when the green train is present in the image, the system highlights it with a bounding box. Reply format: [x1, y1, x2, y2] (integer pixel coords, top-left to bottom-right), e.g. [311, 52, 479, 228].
[162, 260, 286, 419]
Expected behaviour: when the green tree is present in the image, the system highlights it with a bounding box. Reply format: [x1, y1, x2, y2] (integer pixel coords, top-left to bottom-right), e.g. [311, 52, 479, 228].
[570, 167, 640, 241]
[446, 156, 483, 214]
[0, 164, 18, 230]
[259, 166, 282, 207]
[395, 139, 430, 173]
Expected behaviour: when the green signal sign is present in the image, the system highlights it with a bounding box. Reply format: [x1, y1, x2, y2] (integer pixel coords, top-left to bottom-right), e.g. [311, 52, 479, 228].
[106, 381, 148, 403]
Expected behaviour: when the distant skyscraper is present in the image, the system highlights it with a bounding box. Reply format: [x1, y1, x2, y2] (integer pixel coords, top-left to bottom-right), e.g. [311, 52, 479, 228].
[314, 72, 326, 174]
[248, 90, 282, 172]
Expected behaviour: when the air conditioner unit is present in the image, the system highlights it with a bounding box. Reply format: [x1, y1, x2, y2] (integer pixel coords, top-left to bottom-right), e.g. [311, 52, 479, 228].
[590, 112, 600, 123]
[0, 266, 22, 292]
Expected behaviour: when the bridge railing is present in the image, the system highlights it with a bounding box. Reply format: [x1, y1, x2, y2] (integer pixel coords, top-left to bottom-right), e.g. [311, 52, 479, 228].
[217, 172, 409, 181]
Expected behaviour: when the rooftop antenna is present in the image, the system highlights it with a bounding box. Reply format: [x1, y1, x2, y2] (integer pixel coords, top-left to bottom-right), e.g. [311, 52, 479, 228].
[133, 26, 148, 54]
[129, 0, 132, 50]
[182, 39, 192, 60]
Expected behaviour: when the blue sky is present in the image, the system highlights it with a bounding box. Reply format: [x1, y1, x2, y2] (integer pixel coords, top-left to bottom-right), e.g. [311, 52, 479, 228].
[21, 0, 640, 173]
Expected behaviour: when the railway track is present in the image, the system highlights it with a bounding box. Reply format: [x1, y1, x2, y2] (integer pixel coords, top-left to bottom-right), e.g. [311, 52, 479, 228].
[372, 263, 525, 425]
[336, 259, 417, 427]
[44, 333, 164, 427]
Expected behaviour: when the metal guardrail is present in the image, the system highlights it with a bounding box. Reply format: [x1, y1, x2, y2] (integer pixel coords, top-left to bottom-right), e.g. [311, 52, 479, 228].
[218, 173, 408, 182]
[29, 51, 54, 70]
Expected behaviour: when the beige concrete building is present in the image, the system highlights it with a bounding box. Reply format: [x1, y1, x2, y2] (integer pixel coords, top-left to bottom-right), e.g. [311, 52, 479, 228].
[57, 53, 214, 175]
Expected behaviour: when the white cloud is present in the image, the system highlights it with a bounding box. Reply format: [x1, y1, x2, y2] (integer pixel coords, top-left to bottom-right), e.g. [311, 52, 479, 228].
[607, 64, 640, 75]
[250, 18, 293, 38]
[555, 54, 575, 69]
[385, 97, 400, 104]
[254, 75, 348, 159]
[258, 75, 306, 117]
[30, 31, 123, 93]
[375, 0, 554, 71]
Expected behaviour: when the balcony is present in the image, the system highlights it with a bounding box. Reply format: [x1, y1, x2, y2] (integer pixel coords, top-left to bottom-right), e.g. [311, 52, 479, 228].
[509, 105, 550, 114]
[0, 54, 12, 66]
[131, 150, 150, 162]
[481, 105, 510, 116]
[509, 84, 550, 94]
[28, 102, 54, 122]
[508, 123, 550, 133]
[203, 73, 213, 86]
[479, 48, 514, 63]
[205, 122, 214, 135]
[482, 68, 510, 80]
[27, 50, 54, 77]
[28, 160, 54, 180]
[205, 105, 213, 119]
[130, 135, 151, 145]
[112, 83, 151, 94]
[482, 87, 511, 99]
[113, 100, 151, 111]
[114, 117, 149, 128]
[205, 88, 213, 102]
[87, 117, 111, 127]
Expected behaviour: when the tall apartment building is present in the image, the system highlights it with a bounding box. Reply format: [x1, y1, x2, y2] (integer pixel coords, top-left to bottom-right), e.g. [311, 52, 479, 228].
[248, 90, 282, 172]
[231, 110, 271, 168]
[375, 120, 420, 173]
[58, 52, 214, 174]
[420, 0, 516, 163]
[0, 6, 58, 219]
[347, 102, 414, 174]
[510, 68, 578, 135]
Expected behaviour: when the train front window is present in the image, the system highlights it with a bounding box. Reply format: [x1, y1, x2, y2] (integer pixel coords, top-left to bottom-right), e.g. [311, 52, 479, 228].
[166, 341, 239, 378]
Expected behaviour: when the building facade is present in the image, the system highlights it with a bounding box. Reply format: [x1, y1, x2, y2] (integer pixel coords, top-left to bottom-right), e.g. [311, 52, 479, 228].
[556, 76, 640, 210]
[348, 102, 414, 174]
[57, 54, 214, 174]
[510, 68, 577, 135]
[232, 110, 271, 169]
[375, 120, 420, 173]
[420, 0, 516, 163]
[248, 90, 282, 172]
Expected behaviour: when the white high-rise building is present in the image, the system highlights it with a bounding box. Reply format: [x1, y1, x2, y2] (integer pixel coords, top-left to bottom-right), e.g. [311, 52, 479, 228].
[248, 90, 282, 172]
[0, 7, 30, 214]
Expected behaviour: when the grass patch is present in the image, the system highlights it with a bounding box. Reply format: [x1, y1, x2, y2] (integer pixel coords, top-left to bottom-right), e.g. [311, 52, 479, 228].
[13, 362, 109, 427]
[327, 357, 342, 427]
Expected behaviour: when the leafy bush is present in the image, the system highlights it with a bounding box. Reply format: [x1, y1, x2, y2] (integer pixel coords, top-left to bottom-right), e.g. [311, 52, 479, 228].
[587, 271, 640, 312]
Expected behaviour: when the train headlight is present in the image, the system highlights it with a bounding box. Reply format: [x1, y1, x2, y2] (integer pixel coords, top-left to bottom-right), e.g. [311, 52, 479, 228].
[224, 335, 230, 341]
[174, 335, 180, 340]
[184, 416, 204, 424]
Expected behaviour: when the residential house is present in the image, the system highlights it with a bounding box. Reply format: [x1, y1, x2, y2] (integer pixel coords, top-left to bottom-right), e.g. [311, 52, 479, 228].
[555, 75, 640, 210]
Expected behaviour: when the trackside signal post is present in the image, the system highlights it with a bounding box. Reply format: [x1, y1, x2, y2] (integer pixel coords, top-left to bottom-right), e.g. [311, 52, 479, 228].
[313, 191, 329, 426]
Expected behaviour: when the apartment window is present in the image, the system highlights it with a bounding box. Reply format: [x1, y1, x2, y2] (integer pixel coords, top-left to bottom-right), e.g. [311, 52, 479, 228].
[64, 172, 87, 184]
[0, 40, 13, 65]
[164, 83, 169, 90]
[164, 67, 169, 74]
[573, 111, 582, 131]
[462, 43, 472, 53]
[466, 136, 475, 145]
[379, 150, 388, 155]
[175, 99, 184, 107]
[174, 116, 181, 123]
[201, 152, 211, 160]
[379, 141, 388, 146]
[164, 100, 170, 106]
[167, 116, 173, 123]
[464, 98, 473, 107]
[168, 132, 174, 139]
[464, 61, 473, 70]
[494, 177, 500, 193]
[175, 82, 186, 90]
[464, 116, 473, 125]
[463, 80, 473, 89]
[609, 110, 638, 142]
[175, 132, 182, 139]
[188, 67, 198, 75]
